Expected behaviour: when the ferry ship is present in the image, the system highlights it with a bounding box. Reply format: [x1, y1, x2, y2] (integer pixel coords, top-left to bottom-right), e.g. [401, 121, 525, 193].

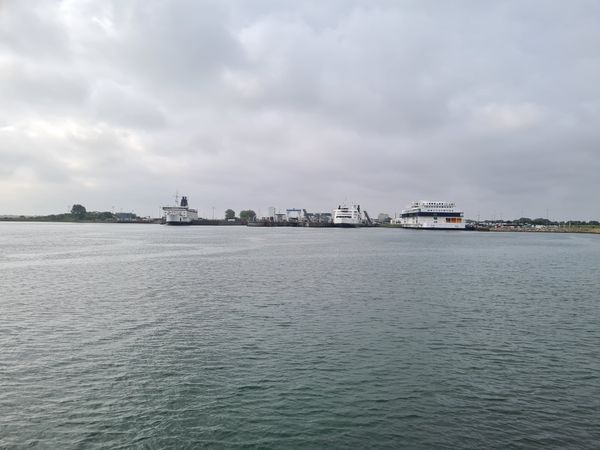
[394, 201, 465, 229]
[333, 203, 362, 227]
[162, 195, 198, 225]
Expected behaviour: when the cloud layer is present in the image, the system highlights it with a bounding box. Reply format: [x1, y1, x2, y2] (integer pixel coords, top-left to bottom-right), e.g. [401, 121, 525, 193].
[1, 0, 599, 219]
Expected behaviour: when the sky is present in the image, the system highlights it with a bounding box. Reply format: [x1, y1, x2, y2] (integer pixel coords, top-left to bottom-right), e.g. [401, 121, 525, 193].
[1, 0, 599, 220]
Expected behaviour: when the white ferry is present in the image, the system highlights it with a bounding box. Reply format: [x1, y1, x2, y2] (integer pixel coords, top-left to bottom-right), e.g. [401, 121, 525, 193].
[393, 201, 465, 229]
[333, 203, 362, 227]
[162, 195, 198, 225]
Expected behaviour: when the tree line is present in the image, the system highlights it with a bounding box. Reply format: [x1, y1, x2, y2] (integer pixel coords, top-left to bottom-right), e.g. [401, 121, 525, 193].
[477, 217, 600, 226]
[225, 209, 256, 221]
[67, 204, 123, 221]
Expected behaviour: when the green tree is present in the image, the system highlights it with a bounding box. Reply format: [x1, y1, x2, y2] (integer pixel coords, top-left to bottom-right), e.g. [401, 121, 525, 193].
[239, 210, 256, 222]
[71, 204, 87, 219]
[97, 211, 116, 221]
[225, 209, 236, 220]
[532, 218, 551, 226]
[516, 217, 532, 224]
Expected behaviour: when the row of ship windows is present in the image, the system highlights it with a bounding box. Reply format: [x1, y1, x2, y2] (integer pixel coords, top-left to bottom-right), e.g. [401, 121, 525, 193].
[406, 218, 462, 223]
[402, 213, 463, 218]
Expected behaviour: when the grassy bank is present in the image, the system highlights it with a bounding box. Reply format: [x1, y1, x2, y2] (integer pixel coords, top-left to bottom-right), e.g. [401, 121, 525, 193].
[488, 226, 600, 234]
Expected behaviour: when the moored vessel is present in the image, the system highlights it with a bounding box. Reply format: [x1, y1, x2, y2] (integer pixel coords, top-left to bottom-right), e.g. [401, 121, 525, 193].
[393, 201, 465, 229]
[162, 195, 198, 225]
[333, 203, 362, 227]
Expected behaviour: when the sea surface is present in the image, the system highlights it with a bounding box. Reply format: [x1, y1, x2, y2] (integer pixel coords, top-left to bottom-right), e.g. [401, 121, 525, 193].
[1, 222, 599, 449]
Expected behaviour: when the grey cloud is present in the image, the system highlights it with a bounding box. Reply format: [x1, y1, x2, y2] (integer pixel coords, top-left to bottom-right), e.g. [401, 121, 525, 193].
[107, 1, 243, 90]
[0, 1, 69, 61]
[90, 81, 166, 129]
[0, 1, 599, 219]
[0, 62, 88, 112]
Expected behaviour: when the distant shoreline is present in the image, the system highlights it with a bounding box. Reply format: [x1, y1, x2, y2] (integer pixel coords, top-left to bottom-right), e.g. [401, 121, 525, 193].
[0, 218, 158, 224]
[2, 218, 599, 234]
[0, 218, 243, 226]
[376, 224, 600, 234]
[486, 227, 600, 235]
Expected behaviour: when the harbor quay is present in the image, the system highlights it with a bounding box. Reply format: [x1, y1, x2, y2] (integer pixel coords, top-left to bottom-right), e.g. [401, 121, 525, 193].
[163, 195, 466, 229]
[163, 197, 378, 227]
[2, 197, 598, 233]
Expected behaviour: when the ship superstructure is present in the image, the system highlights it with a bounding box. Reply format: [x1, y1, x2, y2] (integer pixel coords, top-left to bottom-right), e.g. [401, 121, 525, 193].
[162, 195, 198, 225]
[395, 201, 465, 229]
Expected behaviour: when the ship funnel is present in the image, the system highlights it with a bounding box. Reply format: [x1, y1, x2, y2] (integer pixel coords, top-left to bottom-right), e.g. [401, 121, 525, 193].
[180, 196, 188, 207]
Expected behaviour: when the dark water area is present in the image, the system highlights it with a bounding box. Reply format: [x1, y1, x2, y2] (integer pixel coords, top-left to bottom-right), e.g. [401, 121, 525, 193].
[1, 223, 599, 449]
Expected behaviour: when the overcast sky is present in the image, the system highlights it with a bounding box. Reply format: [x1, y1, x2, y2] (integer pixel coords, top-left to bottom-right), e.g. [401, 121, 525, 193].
[1, 1, 599, 220]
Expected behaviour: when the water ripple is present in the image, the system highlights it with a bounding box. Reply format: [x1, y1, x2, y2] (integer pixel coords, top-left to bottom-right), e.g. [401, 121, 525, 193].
[1, 223, 599, 448]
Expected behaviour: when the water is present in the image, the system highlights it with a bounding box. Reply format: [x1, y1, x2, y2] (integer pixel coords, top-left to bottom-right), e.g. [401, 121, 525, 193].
[1, 223, 599, 449]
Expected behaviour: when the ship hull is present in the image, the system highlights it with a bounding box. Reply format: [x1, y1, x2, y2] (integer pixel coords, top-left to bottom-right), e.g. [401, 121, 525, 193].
[400, 225, 465, 230]
[334, 222, 361, 228]
[399, 220, 465, 230]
